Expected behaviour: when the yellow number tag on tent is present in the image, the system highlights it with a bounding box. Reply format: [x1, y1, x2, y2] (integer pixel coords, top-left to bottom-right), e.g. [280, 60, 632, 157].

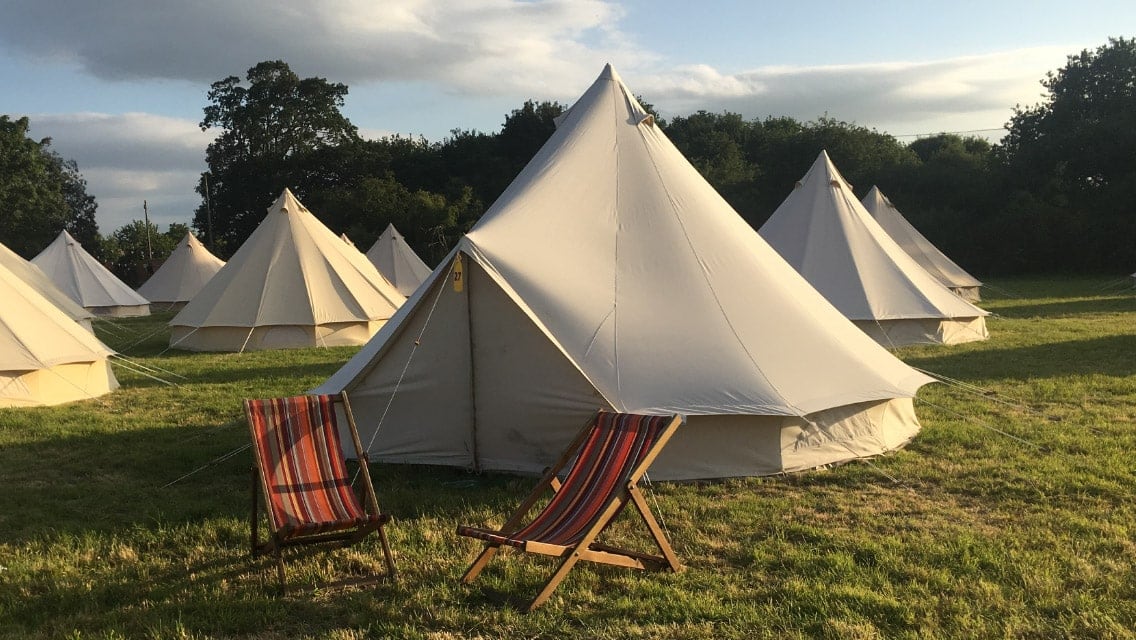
[452, 253, 464, 292]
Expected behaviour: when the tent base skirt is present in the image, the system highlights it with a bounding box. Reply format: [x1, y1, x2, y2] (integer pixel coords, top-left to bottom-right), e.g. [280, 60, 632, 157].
[854, 316, 988, 347]
[170, 321, 386, 352]
[0, 360, 119, 407]
[362, 397, 922, 482]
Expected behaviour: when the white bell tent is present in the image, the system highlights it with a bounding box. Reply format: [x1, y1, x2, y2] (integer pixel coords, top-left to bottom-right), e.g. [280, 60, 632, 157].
[0, 260, 119, 407]
[169, 189, 406, 352]
[32, 230, 151, 317]
[759, 151, 989, 347]
[862, 186, 982, 301]
[312, 65, 936, 481]
[0, 241, 95, 332]
[136, 232, 225, 311]
[366, 224, 432, 297]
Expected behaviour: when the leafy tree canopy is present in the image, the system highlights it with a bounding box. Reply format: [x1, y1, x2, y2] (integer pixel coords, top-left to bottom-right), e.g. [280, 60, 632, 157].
[0, 115, 99, 258]
[194, 60, 359, 255]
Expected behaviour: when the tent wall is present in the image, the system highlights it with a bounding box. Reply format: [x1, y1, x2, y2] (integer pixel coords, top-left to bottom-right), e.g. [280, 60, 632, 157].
[647, 398, 920, 480]
[853, 317, 989, 348]
[346, 258, 605, 471]
[466, 259, 607, 472]
[170, 320, 383, 352]
[951, 286, 981, 303]
[89, 304, 151, 318]
[344, 264, 477, 467]
[0, 360, 118, 408]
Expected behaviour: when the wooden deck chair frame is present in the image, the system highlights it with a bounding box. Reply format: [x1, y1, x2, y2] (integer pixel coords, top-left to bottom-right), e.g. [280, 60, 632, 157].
[457, 410, 685, 611]
[244, 391, 396, 593]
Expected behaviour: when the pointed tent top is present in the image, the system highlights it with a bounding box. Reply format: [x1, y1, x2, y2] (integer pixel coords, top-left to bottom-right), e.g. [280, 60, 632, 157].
[274, 188, 304, 214]
[137, 231, 225, 305]
[435, 63, 933, 415]
[171, 188, 404, 331]
[366, 223, 432, 297]
[0, 241, 94, 327]
[759, 151, 987, 322]
[861, 185, 982, 290]
[32, 229, 150, 311]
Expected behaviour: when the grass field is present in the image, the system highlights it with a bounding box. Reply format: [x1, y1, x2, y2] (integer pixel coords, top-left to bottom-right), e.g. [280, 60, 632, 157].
[1, 276, 1133, 639]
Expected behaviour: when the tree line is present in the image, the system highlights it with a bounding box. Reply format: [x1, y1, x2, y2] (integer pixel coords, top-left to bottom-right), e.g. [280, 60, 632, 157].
[2, 37, 1133, 284]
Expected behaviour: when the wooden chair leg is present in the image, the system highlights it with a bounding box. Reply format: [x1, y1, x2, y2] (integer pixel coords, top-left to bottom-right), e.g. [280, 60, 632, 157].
[528, 551, 582, 612]
[629, 484, 682, 572]
[460, 545, 501, 584]
[275, 552, 287, 594]
[378, 525, 398, 580]
[250, 467, 260, 555]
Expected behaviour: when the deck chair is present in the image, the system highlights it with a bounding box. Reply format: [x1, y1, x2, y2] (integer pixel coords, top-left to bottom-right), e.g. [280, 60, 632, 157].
[243, 392, 396, 592]
[457, 410, 685, 611]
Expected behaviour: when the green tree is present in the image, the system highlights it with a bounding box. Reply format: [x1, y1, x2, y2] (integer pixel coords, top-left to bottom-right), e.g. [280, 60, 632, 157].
[109, 220, 178, 287]
[0, 115, 94, 258]
[194, 60, 359, 255]
[998, 37, 1136, 272]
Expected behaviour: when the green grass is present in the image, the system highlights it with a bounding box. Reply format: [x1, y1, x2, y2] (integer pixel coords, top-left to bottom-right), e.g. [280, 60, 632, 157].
[1, 276, 1134, 639]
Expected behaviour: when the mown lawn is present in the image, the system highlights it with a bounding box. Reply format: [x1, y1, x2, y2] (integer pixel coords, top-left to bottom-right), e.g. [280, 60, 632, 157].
[0, 276, 1133, 639]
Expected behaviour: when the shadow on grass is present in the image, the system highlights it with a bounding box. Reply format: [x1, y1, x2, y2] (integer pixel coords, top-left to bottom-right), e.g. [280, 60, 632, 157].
[988, 295, 1136, 319]
[0, 421, 517, 546]
[907, 333, 1136, 380]
[112, 357, 350, 390]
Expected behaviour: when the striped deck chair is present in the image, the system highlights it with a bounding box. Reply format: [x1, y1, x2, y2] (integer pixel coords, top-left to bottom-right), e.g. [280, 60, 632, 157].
[457, 410, 685, 611]
[244, 392, 396, 592]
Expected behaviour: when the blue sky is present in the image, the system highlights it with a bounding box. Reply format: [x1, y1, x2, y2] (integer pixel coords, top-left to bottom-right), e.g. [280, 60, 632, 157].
[2, 0, 1133, 234]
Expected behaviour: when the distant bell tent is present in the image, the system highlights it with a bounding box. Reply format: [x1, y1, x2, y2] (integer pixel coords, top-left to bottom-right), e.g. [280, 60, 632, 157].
[862, 186, 982, 302]
[0, 259, 119, 407]
[0, 241, 96, 332]
[136, 232, 225, 312]
[366, 223, 432, 297]
[313, 64, 935, 481]
[168, 189, 406, 352]
[31, 230, 151, 317]
[759, 151, 989, 347]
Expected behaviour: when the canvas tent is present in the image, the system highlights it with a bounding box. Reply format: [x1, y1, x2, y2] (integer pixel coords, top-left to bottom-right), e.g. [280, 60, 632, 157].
[0, 259, 119, 407]
[0, 241, 95, 332]
[136, 232, 225, 311]
[32, 230, 150, 317]
[313, 64, 936, 481]
[759, 152, 989, 347]
[169, 189, 406, 351]
[366, 224, 432, 297]
[862, 186, 982, 301]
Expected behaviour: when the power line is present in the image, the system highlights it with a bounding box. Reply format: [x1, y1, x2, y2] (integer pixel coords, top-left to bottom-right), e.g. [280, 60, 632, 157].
[891, 127, 1006, 139]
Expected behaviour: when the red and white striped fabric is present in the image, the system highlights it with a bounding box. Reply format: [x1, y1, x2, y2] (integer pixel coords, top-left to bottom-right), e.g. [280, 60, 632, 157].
[244, 395, 380, 539]
[458, 411, 669, 548]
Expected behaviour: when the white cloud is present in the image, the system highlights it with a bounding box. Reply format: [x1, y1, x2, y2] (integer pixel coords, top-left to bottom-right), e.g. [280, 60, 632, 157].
[26, 113, 213, 232]
[0, 0, 644, 96]
[636, 47, 1071, 137]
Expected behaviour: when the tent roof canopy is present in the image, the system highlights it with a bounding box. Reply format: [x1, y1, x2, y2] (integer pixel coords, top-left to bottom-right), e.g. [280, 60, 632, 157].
[171, 188, 405, 330]
[759, 151, 988, 322]
[861, 185, 981, 290]
[320, 65, 933, 418]
[32, 230, 150, 310]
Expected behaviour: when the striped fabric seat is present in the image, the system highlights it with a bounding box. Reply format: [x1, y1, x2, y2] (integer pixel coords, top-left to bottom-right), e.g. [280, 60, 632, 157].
[458, 412, 669, 549]
[457, 410, 684, 611]
[245, 395, 383, 540]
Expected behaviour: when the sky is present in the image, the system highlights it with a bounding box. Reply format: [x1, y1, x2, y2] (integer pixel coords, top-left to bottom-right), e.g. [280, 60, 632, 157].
[2, 0, 1133, 234]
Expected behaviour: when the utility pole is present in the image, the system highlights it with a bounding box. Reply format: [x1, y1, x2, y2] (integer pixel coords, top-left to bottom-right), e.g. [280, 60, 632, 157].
[203, 172, 215, 250]
[143, 200, 153, 261]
